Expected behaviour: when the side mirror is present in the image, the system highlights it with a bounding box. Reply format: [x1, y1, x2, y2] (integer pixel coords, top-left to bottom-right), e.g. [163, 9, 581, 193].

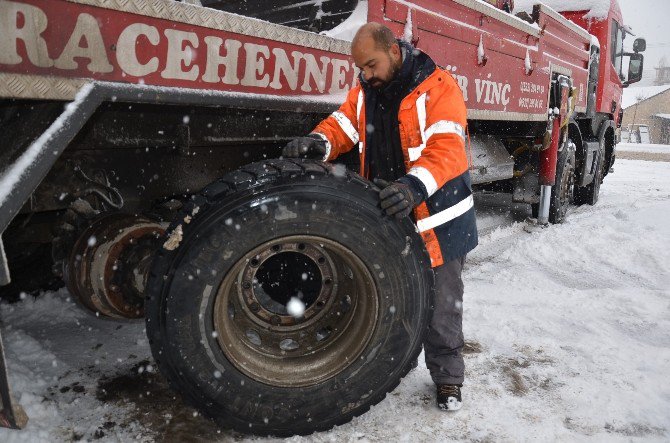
[633, 38, 646, 53]
[624, 53, 644, 87]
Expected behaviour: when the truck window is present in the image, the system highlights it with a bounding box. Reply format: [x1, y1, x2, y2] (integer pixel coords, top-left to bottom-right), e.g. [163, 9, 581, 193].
[611, 19, 625, 78]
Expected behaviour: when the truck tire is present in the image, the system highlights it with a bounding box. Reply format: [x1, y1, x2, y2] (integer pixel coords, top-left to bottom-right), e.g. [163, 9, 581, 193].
[145, 159, 434, 436]
[532, 143, 576, 223]
[574, 148, 603, 206]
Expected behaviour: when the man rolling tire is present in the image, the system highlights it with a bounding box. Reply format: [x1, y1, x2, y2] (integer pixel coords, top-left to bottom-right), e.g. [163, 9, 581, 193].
[284, 23, 477, 411]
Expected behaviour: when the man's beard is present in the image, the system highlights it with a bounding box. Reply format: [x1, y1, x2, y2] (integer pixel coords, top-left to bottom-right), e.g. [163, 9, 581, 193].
[370, 56, 402, 90]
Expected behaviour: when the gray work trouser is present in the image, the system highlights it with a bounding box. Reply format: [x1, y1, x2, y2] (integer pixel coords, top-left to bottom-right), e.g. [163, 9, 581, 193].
[424, 255, 466, 385]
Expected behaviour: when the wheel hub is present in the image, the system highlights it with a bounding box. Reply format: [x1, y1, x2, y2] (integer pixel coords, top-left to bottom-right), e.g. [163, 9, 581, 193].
[212, 236, 378, 387]
[241, 241, 335, 326]
[65, 214, 164, 318]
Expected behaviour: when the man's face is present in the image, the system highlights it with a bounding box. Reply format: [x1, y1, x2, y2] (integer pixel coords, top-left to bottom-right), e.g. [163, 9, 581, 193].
[352, 35, 402, 89]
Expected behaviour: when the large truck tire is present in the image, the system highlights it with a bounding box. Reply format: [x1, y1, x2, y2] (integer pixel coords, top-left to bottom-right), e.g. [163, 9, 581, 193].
[532, 142, 576, 223]
[145, 159, 434, 436]
[574, 148, 603, 206]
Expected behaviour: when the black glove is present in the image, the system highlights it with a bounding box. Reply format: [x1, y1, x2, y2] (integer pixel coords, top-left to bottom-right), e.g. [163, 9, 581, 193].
[282, 134, 327, 159]
[374, 178, 420, 219]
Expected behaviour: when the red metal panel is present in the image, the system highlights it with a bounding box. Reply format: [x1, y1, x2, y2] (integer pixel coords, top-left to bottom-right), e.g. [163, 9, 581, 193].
[562, 0, 624, 120]
[383, 0, 555, 120]
[534, 9, 590, 113]
[0, 0, 356, 96]
[1, 0, 599, 122]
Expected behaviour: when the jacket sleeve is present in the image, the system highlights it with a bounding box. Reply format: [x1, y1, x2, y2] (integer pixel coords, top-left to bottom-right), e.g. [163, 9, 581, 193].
[311, 85, 362, 161]
[404, 74, 469, 198]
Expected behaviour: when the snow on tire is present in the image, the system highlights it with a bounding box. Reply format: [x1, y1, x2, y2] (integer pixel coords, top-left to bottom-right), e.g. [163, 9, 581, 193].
[145, 159, 434, 436]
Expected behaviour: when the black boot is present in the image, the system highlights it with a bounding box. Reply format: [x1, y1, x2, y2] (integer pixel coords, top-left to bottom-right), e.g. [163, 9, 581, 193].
[436, 384, 462, 411]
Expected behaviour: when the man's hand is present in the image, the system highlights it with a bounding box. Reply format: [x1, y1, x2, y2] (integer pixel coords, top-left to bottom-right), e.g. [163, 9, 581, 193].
[374, 178, 419, 219]
[282, 134, 327, 159]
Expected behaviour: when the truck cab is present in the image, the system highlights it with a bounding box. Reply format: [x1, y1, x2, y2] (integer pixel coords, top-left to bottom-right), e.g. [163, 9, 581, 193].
[560, 0, 645, 124]
[556, 0, 645, 180]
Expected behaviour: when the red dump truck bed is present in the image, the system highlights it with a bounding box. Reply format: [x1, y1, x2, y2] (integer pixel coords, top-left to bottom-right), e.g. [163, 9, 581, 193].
[1, 0, 592, 122]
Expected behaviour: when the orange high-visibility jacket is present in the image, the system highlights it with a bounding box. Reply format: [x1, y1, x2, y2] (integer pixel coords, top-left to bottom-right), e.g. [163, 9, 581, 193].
[311, 64, 477, 267]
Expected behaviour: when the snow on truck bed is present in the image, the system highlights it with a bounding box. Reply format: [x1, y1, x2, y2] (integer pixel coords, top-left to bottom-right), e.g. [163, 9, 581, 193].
[514, 0, 612, 19]
[1, 156, 668, 442]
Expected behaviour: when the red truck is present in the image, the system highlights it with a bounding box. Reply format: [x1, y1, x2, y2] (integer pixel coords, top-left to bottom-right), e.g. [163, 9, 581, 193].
[0, 0, 645, 436]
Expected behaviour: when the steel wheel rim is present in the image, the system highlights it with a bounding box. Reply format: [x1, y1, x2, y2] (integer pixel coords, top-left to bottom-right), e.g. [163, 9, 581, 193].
[558, 154, 575, 219]
[212, 235, 379, 387]
[594, 152, 603, 196]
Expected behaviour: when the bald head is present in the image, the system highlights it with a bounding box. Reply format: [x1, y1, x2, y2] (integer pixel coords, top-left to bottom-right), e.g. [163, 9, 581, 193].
[352, 22, 398, 52]
[351, 23, 402, 89]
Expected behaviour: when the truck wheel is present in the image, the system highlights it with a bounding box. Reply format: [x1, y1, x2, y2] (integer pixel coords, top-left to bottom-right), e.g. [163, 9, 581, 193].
[145, 159, 434, 436]
[574, 148, 603, 206]
[531, 143, 576, 223]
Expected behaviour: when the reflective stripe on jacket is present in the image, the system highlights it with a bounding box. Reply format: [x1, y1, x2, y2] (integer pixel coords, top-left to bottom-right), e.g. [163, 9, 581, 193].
[312, 66, 477, 267]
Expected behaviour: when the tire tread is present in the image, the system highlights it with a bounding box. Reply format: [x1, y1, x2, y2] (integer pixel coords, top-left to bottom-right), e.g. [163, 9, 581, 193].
[145, 159, 432, 437]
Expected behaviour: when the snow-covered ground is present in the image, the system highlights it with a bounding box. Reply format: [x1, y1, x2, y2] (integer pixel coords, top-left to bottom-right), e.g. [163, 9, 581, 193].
[616, 143, 670, 162]
[617, 143, 670, 154]
[1, 157, 669, 442]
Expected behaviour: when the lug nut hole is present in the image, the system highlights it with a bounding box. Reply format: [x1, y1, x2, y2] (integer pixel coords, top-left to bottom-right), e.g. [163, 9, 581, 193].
[316, 326, 332, 342]
[279, 338, 299, 351]
[246, 329, 261, 346]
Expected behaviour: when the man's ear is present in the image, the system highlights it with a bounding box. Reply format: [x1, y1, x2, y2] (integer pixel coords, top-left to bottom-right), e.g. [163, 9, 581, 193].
[390, 42, 402, 62]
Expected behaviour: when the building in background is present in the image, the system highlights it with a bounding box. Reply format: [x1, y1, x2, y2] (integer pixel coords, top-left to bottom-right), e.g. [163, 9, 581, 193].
[654, 58, 670, 86]
[655, 67, 670, 85]
[650, 114, 670, 144]
[621, 86, 670, 144]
